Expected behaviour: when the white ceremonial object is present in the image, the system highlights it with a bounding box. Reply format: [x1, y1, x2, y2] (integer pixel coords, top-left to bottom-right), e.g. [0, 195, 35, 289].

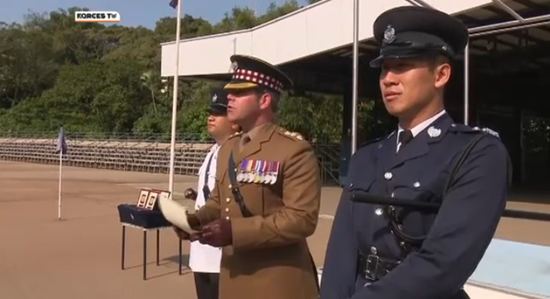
[158, 196, 199, 233]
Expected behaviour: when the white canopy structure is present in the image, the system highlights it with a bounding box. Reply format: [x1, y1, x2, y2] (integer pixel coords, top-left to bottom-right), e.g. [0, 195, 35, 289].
[160, 0, 550, 150]
[160, 0, 498, 78]
[161, 0, 550, 189]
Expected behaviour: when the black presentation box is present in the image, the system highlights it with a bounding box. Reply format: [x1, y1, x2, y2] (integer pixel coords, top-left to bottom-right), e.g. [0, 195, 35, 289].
[117, 204, 171, 229]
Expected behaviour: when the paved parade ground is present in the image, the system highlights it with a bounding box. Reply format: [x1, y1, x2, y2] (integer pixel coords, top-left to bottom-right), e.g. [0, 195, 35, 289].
[1, 161, 550, 299]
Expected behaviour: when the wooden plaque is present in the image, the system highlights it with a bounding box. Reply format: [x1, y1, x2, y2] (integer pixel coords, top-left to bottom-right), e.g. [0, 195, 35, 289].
[145, 190, 159, 210]
[137, 189, 150, 208]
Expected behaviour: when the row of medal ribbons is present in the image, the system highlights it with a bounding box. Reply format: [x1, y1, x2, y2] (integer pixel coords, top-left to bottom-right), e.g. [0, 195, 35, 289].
[236, 159, 281, 184]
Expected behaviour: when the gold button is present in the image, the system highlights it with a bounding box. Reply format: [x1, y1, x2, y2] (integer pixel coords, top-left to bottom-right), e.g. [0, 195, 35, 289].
[225, 207, 229, 212]
[228, 184, 232, 189]
[225, 216, 230, 220]
[226, 198, 231, 203]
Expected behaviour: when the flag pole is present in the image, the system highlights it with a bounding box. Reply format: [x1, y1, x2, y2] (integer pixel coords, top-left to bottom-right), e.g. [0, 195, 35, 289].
[168, 0, 182, 197]
[58, 149, 63, 220]
[56, 127, 67, 220]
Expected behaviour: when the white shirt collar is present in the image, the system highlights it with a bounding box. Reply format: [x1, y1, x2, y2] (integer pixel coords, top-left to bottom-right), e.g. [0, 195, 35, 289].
[395, 110, 446, 152]
[397, 109, 446, 140]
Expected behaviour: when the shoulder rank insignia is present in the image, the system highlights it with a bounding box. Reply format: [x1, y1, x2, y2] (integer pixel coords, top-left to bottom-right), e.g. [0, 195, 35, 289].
[450, 123, 500, 138]
[279, 128, 303, 140]
[473, 126, 500, 138]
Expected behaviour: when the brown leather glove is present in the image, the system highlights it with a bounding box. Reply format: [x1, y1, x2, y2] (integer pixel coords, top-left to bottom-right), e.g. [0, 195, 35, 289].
[198, 219, 232, 247]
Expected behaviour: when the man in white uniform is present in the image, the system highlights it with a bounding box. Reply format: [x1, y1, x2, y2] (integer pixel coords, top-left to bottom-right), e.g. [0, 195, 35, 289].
[189, 87, 239, 299]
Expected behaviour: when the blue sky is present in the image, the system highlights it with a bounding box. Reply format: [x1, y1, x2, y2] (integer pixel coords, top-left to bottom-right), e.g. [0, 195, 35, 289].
[0, 0, 309, 28]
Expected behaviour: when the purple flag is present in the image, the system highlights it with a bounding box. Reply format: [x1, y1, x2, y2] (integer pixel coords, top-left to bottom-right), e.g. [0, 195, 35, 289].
[169, 0, 179, 8]
[56, 127, 68, 154]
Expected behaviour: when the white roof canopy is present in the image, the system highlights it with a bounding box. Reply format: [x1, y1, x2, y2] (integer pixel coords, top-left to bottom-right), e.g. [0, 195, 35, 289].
[160, 0, 494, 78]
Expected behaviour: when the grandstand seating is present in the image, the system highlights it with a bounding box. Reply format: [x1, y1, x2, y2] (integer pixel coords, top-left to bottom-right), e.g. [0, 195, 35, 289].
[0, 137, 212, 176]
[0, 137, 341, 184]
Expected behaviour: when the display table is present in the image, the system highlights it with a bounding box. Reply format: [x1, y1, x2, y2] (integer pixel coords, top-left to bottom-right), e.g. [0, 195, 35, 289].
[120, 223, 183, 280]
[117, 203, 183, 280]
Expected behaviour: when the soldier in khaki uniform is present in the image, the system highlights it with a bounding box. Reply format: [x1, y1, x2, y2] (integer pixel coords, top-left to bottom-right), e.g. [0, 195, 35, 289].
[175, 55, 321, 299]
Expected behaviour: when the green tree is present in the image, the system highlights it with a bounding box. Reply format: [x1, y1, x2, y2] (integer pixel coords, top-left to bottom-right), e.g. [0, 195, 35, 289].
[0, 1, 381, 146]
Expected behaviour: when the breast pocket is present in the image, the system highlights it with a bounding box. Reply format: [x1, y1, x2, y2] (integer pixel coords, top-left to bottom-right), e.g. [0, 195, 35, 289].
[392, 179, 426, 200]
[348, 164, 377, 193]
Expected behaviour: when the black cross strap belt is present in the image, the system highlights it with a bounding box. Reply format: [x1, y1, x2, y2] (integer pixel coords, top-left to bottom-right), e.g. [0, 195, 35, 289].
[350, 133, 490, 254]
[228, 151, 253, 217]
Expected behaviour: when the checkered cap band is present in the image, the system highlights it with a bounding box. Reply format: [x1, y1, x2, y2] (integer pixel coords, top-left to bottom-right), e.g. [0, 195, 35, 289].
[232, 68, 283, 92]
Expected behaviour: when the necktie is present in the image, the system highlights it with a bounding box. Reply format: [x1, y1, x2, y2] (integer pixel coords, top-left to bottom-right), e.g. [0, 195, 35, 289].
[398, 130, 413, 151]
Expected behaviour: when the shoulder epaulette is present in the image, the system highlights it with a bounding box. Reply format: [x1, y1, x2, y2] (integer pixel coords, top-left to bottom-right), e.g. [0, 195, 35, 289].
[450, 123, 500, 138]
[473, 126, 500, 138]
[278, 128, 304, 141]
[449, 123, 471, 132]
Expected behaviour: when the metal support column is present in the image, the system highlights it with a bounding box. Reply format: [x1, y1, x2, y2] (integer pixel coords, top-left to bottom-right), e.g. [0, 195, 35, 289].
[463, 43, 469, 125]
[351, 0, 359, 154]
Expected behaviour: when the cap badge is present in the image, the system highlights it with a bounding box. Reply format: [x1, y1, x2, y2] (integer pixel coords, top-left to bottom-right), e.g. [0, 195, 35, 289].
[230, 61, 238, 72]
[212, 94, 217, 102]
[383, 25, 396, 44]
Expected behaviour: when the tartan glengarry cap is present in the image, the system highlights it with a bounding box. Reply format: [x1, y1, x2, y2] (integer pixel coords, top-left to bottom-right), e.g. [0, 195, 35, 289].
[224, 54, 293, 93]
[370, 6, 469, 67]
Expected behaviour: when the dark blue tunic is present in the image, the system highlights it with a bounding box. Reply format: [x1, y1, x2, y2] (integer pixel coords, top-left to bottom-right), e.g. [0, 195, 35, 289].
[320, 113, 509, 299]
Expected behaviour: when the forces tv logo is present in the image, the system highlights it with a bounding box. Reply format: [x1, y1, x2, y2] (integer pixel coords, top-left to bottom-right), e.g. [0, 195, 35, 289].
[75, 11, 121, 23]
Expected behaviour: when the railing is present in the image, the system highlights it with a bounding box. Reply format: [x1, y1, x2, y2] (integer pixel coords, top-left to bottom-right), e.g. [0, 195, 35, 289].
[0, 134, 344, 184]
[314, 143, 341, 185]
[0, 131, 212, 143]
[0, 137, 212, 176]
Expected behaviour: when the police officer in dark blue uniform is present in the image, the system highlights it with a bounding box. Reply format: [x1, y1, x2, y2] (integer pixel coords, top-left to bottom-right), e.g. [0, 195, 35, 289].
[320, 6, 510, 299]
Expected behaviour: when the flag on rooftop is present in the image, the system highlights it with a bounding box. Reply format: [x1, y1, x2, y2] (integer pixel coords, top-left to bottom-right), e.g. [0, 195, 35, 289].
[169, 0, 179, 9]
[56, 127, 68, 154]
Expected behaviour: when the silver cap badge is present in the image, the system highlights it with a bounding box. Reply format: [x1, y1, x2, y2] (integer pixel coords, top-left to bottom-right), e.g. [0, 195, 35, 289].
[383, 25, 396, 44]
